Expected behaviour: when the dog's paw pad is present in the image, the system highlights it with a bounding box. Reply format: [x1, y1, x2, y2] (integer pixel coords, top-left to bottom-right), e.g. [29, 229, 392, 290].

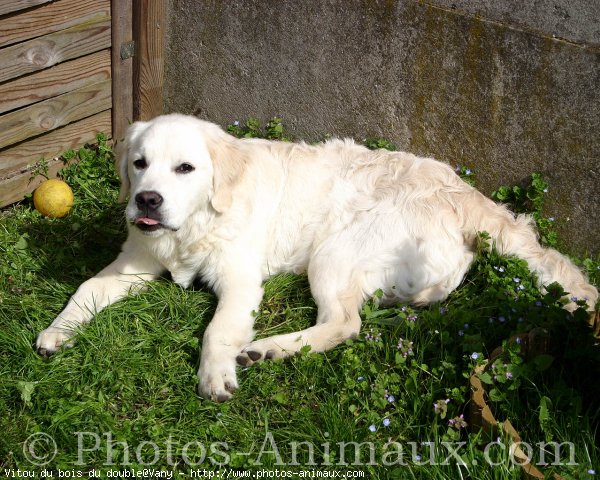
[265, 350, 276, 360]
[247, 350, 262, 361]
[236, 349, 263, 367]
[237, 345, 279, 366]
[236, 354, 252, 367]
[37, 347, 52, 358]
[215, 392, 232, 403]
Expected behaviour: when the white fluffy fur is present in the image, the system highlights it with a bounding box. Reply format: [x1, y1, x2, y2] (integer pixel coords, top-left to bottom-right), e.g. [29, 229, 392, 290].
[36, 114, 598, 401]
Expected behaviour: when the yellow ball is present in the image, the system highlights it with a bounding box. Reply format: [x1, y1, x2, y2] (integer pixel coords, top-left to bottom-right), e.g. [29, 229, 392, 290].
[33, 179, 74, 218]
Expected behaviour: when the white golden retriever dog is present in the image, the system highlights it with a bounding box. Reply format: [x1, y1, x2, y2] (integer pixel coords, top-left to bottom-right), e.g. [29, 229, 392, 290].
[36, 114, 597, 401]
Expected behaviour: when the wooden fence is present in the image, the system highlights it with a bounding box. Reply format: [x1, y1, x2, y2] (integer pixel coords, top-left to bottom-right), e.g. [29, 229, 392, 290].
[0, 0, 165, 207]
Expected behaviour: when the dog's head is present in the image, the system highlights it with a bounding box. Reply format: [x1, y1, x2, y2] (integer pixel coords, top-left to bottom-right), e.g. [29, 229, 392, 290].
[116, 114, 246, 235]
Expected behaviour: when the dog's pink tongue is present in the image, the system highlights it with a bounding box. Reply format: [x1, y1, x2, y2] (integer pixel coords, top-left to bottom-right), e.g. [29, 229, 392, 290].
[136, 217, 159, 226]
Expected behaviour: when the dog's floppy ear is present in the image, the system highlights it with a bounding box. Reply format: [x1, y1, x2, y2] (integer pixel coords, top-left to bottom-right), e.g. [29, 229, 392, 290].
[207, 132, 247, 213]
[115, 121, 148, 203]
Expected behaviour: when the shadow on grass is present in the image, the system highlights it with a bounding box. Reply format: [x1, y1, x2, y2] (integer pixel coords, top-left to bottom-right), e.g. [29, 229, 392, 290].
[20, 202, 127, 287]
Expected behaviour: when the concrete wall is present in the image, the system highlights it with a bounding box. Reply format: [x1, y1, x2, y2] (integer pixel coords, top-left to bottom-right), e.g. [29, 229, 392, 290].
[163, 0, 599, 256]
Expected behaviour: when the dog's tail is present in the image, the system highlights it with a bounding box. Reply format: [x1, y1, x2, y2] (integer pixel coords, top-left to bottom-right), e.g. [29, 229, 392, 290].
[458, 188, 597, 311]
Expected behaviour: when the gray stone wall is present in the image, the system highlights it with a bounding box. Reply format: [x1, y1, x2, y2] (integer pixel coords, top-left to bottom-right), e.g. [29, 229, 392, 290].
[164, 0, 599, 255]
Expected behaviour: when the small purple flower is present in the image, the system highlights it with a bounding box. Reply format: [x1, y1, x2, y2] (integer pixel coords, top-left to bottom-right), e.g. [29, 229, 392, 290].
[535, 301, 543, 307]
[357, 376, 364, 381]
[365, 329, 382, 342]
[368, 424, 377, 432]
[465, 169, 472, 175]
[387, 395, 396, 403]
[513, 277, 520, 283]
[516, 337, 522, 345]
[463, 323, 469, 330]
[448, 414, 468, 429]
[458, 330, 464, 337]
[571, 296, 578, 302]
[233, 120, 240, 126]
[397, 338, 414, 357]
[506, 372, 513, 380]
[471, 352, 479, 361]
[439, 307, 448, 315]
[548, 217, 555, 222]
[588, 469, 596, 475]
[498, 316, 506, 323]
[383, 418, 391, 427]
[434, 399, 450, 416]
[415, 455, 422, 461]
[517, 284, 525, 291]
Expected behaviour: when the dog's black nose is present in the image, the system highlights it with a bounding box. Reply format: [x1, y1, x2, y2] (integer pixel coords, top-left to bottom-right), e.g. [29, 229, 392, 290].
[135, 191, 163, 211]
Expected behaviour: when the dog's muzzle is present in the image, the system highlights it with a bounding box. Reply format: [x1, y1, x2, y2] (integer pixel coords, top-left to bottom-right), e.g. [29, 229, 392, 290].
[134, 191, 164, 232]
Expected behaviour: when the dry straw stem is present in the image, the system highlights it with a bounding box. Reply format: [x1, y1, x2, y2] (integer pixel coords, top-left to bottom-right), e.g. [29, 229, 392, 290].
[468, 326, 577, 480]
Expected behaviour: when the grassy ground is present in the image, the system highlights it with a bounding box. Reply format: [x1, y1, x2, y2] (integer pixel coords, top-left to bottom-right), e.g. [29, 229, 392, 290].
[0, 123, 599, 479]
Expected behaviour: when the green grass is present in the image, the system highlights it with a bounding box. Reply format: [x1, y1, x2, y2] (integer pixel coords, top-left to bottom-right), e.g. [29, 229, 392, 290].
[0, 124, 599, 479]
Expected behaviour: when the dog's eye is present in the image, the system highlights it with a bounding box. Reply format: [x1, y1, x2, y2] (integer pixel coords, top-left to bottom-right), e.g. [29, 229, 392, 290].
[133, 157, 147, 169]
[175, 163, 195, 174]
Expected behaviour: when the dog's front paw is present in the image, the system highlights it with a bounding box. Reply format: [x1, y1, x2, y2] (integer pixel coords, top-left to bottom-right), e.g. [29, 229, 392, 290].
[197, 358, 239, 402]
[36, 327, 75, 357]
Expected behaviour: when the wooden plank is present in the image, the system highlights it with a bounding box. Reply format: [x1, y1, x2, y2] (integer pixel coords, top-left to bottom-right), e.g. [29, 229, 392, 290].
[0, 110, 112, 178]
[0, 50, 111, 115]
[0, 0, 110, 48]
[0, 79, 112, 149]
[0, 0, 51, 17]
[111, 0, 133, 142]
[0, 158, 65, 207]
[133, 0, 166, 121]
[0, 16, 111, 83]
